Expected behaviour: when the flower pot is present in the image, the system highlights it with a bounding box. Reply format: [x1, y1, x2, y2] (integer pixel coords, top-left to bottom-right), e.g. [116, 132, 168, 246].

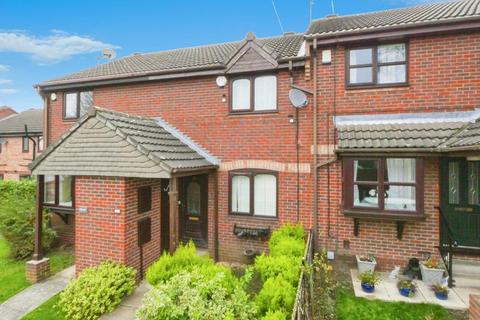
[361, 282, 375, 293]
[356, 255, 377, 274]
[399, 288, 414, 297]
[434, 291, 448, 300]
[420, 263, 444, 285]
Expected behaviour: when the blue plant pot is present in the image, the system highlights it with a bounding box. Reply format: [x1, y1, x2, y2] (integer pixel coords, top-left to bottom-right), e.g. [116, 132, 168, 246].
[361, 282, 375, 293]
[435, 291, 448, 300]
[399, 288, 412, 297]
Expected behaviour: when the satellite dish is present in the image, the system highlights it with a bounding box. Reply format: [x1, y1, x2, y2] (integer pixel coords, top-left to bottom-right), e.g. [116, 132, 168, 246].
[102, 48, 117, 60]
[216, 76, 227, 88]
[289, 89, 308, 108]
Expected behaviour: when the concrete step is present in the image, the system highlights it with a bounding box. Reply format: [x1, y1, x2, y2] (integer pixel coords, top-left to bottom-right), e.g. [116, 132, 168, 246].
[452, 260, 480, 289]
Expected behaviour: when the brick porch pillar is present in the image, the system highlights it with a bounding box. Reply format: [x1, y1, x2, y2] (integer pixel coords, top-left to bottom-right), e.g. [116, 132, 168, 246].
[26, 175, 51, 283]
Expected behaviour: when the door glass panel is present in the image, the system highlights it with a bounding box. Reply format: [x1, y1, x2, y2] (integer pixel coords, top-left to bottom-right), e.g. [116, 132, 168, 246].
[186, 181, 201, 215]
[468, 162, 480, 205]
[448, 162, 460, 204]
[385, 186, 416, 211]
[354, 185, 378, 207]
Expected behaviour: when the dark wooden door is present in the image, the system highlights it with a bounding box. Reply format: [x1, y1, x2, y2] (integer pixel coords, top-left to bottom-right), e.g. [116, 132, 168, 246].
[440, 158, 480, 248]
[160, 179, 170, 253]
[180, 175, 208, 248]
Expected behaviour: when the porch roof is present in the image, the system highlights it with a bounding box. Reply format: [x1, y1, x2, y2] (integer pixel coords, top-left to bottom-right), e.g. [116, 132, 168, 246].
[334, 109, 480, 153]
[30, 107, 218, 178]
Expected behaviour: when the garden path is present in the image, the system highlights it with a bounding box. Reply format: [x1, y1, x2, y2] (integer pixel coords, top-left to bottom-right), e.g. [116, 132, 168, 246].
[101, 280, 152, 320]
[0, 265, 75, 320]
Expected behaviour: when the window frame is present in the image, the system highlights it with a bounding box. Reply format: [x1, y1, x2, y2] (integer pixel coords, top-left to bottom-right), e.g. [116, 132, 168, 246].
[228, 169, 278, 218]
[342, 157, 424, 218]
[137, 186, 152, 214]
[63, 90, 93, 121]
[22, 136, 29, 153]
[346, 42, 409, 89]
[229, 74, 278, 114]
[43, 175, 75, 210]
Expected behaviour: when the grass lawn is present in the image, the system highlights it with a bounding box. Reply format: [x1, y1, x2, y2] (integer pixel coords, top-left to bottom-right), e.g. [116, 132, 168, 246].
[0, 237, 74, 304]
[336, 288, 462, 320]
[21, 293, 65, 320]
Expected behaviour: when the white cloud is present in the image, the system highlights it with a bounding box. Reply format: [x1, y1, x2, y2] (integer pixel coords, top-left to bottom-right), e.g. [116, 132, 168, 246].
[0, 88, 18, 94]
[0, 30, 119, 64]
[0, 65, 9, 72]
[0, 79, 11, 84]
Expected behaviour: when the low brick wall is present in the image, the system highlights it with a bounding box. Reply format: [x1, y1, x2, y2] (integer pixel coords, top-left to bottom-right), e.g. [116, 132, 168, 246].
[26, 258, 50, 283]
[471, 295, 480, 320]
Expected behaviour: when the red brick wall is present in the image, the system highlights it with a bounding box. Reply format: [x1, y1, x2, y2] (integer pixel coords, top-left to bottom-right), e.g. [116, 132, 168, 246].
[313, 31, 480, 268]
[0, 136, 40, 180]
[0, 107, 16, 120]
[471, 295, 480, 320]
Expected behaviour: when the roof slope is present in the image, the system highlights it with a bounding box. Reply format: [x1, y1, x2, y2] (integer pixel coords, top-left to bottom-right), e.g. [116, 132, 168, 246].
[39, 34, 304, 87]
[30, 107, 216, 178]
[0, 108, 43, 135]
[335, 109, 480, 152]
[307, 0, 480, 37]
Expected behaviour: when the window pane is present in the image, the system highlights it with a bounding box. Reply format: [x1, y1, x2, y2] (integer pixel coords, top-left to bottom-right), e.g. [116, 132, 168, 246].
[186, 181, 201, 215]
[254, 174, 276, 216]
[378, 65, 406, 84]
[65, 93, 78, 118]
[59, 175, 73, 207]
[468, 162, 480, 205]
[232, 175, 250, 213]
[254, 76, 277, 111]
[378, 44, 406, 63]
[22, 137, 29, 152]
[79, 91, 93, 117]
[232, 79, 251, 110]
[448, 162, 460, 204]
[349, 67, 372, 84]
[44, 175, 55, 204]
[385, 158, 416, 183]
[38, 136, 44, 151]
[354, 160, 378, 182]
[385, 186, 416, 211]
[354, 184, 378, 207]
[349, 48, 372, 65]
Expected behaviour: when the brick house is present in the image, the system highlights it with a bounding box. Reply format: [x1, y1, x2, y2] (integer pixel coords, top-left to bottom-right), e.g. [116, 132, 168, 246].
[27, 0, 480, 283]
[0, 108, 43, 180]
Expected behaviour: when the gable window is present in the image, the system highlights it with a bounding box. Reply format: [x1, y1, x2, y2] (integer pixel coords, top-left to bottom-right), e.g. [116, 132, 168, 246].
[343, 157, 423, 216]
[230, 170, 277, 217]
[231, 75, 277, 113]
[64, 91, 93, 120]
[22, 137, 29, 153]
[347, 43, 407, 87]
[44, 175, 74, 208]
[138, 186, 152, 214]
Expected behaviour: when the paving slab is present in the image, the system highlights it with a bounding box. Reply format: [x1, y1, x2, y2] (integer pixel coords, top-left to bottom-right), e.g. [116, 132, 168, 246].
[101, 280, 152, 320]
[0, 266, 75, 320]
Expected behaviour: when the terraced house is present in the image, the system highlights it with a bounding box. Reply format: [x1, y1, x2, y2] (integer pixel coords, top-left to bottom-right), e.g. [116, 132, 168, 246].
[27, 0, 480, 286]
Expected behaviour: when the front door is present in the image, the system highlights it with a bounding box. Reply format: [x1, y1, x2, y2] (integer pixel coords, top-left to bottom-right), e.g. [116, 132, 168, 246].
[180, 174, 208, 248]
[440, 158, 480, 249]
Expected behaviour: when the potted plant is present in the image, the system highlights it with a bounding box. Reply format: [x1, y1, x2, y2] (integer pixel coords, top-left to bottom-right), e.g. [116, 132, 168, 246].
[359, 271, 380, 293]
[420, 257, 445, 285]
[397, 279, 417, 298]
[432, 283, 449, 300]
[356, 254, 377, 274]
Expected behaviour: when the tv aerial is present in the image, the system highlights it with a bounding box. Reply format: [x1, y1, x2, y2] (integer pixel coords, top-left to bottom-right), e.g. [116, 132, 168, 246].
[97, 48, 117, 64]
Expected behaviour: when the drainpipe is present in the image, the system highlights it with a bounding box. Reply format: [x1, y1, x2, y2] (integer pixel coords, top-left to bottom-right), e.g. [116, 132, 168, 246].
[312, 38, 319, 251]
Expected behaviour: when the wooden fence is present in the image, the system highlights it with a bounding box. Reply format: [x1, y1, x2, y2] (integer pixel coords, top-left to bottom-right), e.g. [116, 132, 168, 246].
[291, 229, 314, 320]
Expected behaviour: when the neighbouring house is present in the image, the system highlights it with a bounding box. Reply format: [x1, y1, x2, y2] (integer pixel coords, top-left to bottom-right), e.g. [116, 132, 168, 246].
[26, 0, 480, 284]
[0, 108, 43, 180]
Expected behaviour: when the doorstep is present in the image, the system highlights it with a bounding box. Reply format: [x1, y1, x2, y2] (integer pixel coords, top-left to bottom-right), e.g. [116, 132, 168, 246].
[350, 269, 472, 310]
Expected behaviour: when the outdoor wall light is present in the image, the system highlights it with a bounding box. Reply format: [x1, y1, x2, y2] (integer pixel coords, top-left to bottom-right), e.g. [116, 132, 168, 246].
[114, 208, 121, 214]
[79, 207, 88, 214]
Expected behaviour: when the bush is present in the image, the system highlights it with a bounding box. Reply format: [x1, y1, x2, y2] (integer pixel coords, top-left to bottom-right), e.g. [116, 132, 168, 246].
[268, 224, 305, 258]
[254, 254, 301, 286]
[59, 261, 136, 320]
[0, 180, 56, 259]
[261, 310, 288, 320]
[268, 224, 305, 248]
[309, 251, 336, 320]
[137, 271, 257, 320]
[146, 241, 211, 286]
[255, 276, 295, 316]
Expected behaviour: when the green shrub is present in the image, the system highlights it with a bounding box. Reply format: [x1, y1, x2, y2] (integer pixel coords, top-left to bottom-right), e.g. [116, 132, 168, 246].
[255, 276, 296, 315]
[309, 251, 336, 320]
[268, 224, 305, 248]
[268, 224, 305, 258]
[0, 180, 55, 259]
[261, 310, 288, 320]
[59, 261, 136, 320]
[137, 271, 257, 320]
[254, 254, 301, 286]
[146, 241, 211, 286]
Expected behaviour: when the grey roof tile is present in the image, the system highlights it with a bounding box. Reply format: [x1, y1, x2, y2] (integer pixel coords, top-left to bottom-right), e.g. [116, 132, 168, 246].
[0, 109, 43, 135]
[307, 0, 480, 37]
[40, 34, 304, 87]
